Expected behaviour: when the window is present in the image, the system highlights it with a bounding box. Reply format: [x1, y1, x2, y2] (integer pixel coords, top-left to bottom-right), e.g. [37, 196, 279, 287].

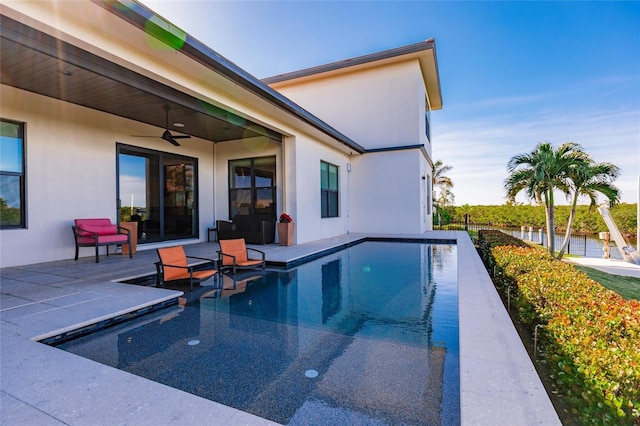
[0, 120, 25, 228]
[425, 95, 431, 142]
[320, 161, 338, 218]
[229, 156, 276, 217]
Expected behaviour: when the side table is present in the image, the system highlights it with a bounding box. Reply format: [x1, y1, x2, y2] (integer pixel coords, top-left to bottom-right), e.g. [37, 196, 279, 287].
[207, 227, 217, 242]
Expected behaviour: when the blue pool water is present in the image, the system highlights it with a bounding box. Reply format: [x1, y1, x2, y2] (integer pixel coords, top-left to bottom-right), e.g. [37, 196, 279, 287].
[57, 241, 460, 425]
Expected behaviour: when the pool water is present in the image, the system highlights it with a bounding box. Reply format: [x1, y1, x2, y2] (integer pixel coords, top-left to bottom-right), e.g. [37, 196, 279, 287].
[57, 241, 460, 425]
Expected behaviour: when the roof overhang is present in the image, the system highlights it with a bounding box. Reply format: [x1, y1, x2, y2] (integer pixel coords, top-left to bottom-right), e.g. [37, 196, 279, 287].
[0, 0, 366, 153]
[263, 39, 443, 111]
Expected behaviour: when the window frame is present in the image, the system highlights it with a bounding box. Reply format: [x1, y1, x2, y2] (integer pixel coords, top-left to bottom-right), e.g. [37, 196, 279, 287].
[0, 119, 26, 229]
[228, 155, 276, 218]
[320, 160, 339, 218]
[425, 95, 432, 143]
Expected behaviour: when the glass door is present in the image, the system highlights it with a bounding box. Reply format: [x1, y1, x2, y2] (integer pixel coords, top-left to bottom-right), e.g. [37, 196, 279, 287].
[117, 145, 198, 243]
[228, 156, 275, 218]
[163, 155, 197, 240]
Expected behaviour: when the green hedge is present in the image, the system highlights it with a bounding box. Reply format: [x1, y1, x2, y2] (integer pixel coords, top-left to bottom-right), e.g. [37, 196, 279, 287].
[477, 230, 640, 424]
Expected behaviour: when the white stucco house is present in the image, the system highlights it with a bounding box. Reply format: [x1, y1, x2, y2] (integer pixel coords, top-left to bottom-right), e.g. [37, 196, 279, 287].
[0, 0, 442, 267]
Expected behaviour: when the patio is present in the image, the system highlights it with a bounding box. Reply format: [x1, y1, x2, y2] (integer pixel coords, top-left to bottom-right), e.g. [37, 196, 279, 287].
[0, 232, 560, 425]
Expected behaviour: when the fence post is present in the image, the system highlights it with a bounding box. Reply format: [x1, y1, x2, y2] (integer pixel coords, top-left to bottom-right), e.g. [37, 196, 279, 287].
[464, 214, 469, 232]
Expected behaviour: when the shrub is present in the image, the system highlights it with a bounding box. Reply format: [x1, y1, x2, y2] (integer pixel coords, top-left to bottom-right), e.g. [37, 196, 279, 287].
[482, 232, 640, 424]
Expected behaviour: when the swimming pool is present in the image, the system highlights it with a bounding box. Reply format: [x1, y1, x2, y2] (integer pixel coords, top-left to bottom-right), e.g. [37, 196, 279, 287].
[56, 241, 459, 425]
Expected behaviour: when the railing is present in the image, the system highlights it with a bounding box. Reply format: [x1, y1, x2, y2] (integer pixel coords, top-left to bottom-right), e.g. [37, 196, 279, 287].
[433, 219, 588, 256]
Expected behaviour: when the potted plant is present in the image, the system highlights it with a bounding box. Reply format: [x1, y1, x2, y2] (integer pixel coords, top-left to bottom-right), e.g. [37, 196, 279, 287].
[277, 213, 294, 246]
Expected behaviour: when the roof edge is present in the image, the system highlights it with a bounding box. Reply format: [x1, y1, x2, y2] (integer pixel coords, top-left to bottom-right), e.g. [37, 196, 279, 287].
[262, 39, 436, 84]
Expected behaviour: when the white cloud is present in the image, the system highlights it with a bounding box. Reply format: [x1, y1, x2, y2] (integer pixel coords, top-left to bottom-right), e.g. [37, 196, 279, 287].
[119, 175, 147, 209]
[433, 105, 640, 205]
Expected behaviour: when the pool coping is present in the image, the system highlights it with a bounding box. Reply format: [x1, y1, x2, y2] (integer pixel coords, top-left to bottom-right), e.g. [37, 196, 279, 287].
[0, 231, 560, 425]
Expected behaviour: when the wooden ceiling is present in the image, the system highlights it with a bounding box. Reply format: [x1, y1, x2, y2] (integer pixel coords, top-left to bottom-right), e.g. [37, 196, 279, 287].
[0, 14, 281, 144]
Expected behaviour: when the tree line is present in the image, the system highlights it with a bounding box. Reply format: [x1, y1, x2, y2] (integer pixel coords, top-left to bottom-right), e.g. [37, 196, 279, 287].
[440, 202, 637, 238]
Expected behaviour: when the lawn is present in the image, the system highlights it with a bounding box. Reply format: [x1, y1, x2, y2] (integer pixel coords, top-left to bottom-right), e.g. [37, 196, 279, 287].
[574, 265, 640, 301]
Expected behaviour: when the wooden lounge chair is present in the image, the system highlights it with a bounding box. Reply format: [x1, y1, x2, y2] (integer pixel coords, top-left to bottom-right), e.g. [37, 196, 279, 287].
[155, 245, 217, 290]
[217, 238, 265, 274]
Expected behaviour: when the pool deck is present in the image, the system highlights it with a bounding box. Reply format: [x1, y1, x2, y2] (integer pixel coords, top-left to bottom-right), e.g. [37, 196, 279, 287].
[1, 232, 561, 425]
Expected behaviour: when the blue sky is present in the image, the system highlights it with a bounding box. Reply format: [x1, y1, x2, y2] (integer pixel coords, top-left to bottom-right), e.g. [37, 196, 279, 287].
[141, 0, 639, 205]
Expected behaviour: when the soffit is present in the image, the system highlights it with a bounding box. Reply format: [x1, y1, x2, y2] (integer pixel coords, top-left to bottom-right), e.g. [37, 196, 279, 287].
[0, 12, 278, 143]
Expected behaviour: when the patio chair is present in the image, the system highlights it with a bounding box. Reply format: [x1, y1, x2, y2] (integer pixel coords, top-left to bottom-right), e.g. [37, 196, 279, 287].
[72, 218, 132, 263]
[217, 238, 265, 274]
[155, 246, 218, 290]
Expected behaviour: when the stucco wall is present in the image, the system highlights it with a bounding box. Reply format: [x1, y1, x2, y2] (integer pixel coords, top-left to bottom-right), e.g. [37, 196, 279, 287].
[270, 60, 429, 150]
[0, 86, 216, 267]
[293, 136, 352, 243]
[350, 150, 430, 234]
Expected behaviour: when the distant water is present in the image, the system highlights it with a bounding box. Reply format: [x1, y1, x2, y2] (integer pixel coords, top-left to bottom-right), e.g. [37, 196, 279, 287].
[503, 228, 624, 260]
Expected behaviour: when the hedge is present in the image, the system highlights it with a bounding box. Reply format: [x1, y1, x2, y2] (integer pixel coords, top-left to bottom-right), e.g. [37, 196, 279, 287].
[477, 230, 640, 425]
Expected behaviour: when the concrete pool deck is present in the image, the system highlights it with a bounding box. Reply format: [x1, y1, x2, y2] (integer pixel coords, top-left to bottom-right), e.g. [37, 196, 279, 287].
[1, 231, 560, 425]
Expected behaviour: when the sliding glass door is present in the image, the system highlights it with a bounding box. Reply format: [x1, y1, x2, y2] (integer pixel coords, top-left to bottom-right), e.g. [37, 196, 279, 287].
[117, 144, 198, 243]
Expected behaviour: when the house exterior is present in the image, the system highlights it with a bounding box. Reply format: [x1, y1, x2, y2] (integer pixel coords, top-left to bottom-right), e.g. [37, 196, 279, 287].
[0, 0, 442, 268]
[264, 42, 442, 236]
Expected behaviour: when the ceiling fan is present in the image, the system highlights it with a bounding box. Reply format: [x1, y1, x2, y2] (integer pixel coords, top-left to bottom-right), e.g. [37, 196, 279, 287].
[132, 104, 191, 146]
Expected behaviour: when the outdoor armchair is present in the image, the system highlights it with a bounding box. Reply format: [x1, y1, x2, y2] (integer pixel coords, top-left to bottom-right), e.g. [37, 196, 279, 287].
[155, 245, 218, 290]
[72, 218, 132, 263]
[217, 238, 266, 274]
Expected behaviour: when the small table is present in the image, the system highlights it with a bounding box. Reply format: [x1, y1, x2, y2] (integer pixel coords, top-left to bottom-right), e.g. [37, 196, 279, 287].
[207, 227, 217, 242]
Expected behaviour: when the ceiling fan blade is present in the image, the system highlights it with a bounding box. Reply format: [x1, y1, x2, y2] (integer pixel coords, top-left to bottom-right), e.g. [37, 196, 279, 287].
[161, 131, 181, 146]
[131, 107, 189, 146]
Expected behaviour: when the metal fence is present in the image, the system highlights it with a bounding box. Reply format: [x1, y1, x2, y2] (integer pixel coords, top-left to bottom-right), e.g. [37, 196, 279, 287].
[433, 219, 588, 256]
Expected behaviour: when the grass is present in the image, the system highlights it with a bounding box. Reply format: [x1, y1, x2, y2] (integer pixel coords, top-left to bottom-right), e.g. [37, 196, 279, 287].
[574, 265, 640, 301]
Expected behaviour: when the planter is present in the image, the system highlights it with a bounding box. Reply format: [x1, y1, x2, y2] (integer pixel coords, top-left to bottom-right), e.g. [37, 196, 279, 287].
[120, 221, 138, 255]
[277, 222, 294, 246]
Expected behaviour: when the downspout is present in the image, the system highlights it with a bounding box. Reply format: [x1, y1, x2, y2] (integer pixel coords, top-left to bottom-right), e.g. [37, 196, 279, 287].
[212, 141, 217, 225]
[281, 138, 286, 216]
[346, 161, 351, 234]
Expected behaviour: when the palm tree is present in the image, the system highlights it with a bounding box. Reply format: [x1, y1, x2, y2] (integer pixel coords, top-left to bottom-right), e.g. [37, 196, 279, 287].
[431, 160, 453, 209]
[437, 187, 455, 209]
[432, 160, 454, 222]
[433, 160, 453, 192]
[556, 159, 620, 259]
[504, 142, 586, 256]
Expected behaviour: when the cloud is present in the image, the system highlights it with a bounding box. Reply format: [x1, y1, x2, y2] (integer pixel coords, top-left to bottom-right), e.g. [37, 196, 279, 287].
[433, 105, 639, 205]
[119, 175, 147, 209]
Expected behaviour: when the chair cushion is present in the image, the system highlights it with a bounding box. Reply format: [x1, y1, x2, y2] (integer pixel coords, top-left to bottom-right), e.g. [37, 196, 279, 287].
[77, 225, 118, 236]
[157, 246, 188, 282]
[219, 239, 248, 265]
[237, 259, 263, 267]
[77, 234, 128, 244]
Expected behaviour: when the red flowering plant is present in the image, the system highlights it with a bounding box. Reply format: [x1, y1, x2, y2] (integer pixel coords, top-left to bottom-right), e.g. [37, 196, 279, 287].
[279, 213, 293, 223]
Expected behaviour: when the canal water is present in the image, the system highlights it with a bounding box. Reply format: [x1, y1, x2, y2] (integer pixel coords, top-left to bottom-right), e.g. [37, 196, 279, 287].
[503, 228, 624, 260]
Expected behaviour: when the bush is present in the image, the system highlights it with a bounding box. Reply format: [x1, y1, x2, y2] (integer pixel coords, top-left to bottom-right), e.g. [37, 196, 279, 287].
[478, 230, 640, 424]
